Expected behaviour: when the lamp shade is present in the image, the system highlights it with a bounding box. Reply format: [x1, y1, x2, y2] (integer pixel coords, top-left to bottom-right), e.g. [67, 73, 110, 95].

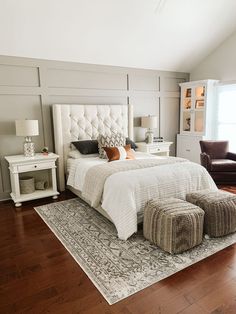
[15, 120, 39, 137]
[141, 116, 158, 129]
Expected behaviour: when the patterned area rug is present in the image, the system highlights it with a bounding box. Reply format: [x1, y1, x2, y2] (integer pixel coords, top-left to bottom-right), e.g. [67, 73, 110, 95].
[35, 197, 236, 305]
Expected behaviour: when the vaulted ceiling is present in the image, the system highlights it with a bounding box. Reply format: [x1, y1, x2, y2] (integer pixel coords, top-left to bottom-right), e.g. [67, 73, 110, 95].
[1, 0, 236, 72]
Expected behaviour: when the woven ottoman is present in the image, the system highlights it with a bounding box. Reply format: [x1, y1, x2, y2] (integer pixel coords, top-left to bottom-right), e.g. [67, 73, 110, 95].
[186, 189, 236, 237]
[143, 198, 204, 254]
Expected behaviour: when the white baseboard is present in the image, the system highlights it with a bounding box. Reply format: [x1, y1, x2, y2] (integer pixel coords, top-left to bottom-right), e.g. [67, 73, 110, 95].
[0, 192, 11, 202]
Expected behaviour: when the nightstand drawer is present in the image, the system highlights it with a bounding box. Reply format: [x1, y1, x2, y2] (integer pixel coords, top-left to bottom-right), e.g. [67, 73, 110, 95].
[17, 162, 55, 172]
[149, 146, 168, 154]
[136, 141, 172, 156]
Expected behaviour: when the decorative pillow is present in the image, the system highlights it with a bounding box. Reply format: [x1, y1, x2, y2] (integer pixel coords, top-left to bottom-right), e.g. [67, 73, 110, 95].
[98, 133, 126, 159]
[126, 137, 138, 150]
[103, 145, 135, 162]
[71, 140, 98, 155]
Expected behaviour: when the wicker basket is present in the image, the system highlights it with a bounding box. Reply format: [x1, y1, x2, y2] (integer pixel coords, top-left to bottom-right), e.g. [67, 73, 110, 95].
[19, 177, 35, 194]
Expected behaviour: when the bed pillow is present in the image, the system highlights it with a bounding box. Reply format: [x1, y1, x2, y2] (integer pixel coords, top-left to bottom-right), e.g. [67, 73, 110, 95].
[126, 137, 138, 150]
[98, 133, 126, 159]
[71, 140, 99, 155]
[103, 144, 135, 162]
[68, 150, 99, 159]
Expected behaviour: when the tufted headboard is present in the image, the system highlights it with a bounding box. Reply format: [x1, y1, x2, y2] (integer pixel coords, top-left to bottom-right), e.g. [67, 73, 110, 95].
[52, 104, 133, 191]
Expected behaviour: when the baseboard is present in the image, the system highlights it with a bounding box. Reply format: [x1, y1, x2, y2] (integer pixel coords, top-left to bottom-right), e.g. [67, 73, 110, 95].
[0, 192, 10, 202]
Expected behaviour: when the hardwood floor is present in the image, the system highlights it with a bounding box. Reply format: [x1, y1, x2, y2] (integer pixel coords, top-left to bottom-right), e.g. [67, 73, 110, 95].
[1, 187, 236, 314]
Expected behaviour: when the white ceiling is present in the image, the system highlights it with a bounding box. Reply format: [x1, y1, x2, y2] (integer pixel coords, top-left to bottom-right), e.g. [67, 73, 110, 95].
[1, 0, 236, 72]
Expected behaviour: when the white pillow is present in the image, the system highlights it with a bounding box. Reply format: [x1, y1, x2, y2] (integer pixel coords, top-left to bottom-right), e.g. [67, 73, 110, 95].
[68, 150, 99, 159]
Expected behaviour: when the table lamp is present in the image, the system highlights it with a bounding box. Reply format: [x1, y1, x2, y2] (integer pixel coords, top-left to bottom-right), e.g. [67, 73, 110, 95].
[141, 115, 158, 144]
[15, 119, 39, 157]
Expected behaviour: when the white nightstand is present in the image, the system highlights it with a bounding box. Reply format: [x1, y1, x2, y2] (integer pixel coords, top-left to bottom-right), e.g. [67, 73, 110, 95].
[5, 153, 59, 207]
[136, 142, 173, 156]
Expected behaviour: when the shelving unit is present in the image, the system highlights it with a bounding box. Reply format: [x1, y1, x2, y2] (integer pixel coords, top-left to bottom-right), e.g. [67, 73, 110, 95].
[180, 82, 207, 134]
[177, 80, 218, 163]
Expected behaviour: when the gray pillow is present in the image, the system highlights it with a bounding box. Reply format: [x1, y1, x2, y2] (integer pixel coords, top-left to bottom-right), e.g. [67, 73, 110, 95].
[71, 140, 98, 155]
[126, 137, 138, 150]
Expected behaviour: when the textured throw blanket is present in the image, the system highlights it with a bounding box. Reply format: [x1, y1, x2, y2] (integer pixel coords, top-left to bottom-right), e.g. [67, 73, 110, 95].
[82, 157, 186, 207]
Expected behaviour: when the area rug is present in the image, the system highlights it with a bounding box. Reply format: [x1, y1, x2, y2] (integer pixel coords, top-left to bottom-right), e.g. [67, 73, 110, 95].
[35, 198, 236, 305]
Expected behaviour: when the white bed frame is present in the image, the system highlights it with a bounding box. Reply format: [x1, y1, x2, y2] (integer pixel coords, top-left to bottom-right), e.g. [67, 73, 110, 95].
[52, 103, 134, 191]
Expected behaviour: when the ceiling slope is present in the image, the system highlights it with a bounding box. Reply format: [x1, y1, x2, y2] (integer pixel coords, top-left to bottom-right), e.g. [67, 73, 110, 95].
[0, 0, 236, 72]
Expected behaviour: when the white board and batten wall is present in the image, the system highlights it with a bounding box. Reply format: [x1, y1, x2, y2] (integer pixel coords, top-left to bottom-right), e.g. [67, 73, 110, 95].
[0, 55, 189, 200]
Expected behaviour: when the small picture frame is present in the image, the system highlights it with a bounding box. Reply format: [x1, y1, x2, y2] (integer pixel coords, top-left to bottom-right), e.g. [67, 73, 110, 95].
[185, 88, 191, 98]
[195, 100, 204, 109]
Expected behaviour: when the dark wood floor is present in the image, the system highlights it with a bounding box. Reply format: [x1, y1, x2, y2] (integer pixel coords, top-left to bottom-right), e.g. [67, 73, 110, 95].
[1, 187, 236, 314]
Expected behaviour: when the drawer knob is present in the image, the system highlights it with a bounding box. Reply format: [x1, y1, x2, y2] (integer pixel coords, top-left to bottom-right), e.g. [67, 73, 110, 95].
[158, 149, 160, 151]
[34, 165, 37, 168]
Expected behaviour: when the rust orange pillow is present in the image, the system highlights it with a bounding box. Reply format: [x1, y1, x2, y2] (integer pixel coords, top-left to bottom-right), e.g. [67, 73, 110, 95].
[103, 144, 135, 162]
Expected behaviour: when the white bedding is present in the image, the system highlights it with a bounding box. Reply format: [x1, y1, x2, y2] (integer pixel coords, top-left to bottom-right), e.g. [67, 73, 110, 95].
[67, 152, 217, 240]
[67, 152, 157, 190]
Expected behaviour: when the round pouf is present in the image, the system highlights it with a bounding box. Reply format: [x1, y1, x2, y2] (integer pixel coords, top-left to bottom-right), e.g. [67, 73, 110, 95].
[19, 177, 35, 194]
[143, 198, 204, 254]
[186, 189, 236, 237]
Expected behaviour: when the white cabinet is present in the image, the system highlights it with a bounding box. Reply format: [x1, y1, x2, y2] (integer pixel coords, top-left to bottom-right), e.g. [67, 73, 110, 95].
[177, 80, 218, 163]
[179, 80, 218, 136]
[177, 135, 202, 164]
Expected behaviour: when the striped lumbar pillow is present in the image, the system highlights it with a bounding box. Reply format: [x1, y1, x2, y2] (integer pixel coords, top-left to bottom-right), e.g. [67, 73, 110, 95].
[103, 144, 135, 162]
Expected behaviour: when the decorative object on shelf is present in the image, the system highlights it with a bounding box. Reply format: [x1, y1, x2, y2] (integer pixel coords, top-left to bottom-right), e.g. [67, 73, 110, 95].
[19, 176, 35, 194]
[185, 99, 191, 109]
[195, 100, 204, 109]
[153, 137, 163, 142]
[201, 87, 205, 97]
[35, 180, 48, 190]
[184, 117, 191, 131]
[196, 86, 205, 97]
[15, 119, 39, 157]
[185, 88, 191, 97]
[41, 146, 49, 155]
[141, 115, 158, 144]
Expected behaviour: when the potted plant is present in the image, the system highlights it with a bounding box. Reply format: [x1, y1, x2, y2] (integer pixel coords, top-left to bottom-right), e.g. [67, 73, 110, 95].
[41, 146, 49, 155]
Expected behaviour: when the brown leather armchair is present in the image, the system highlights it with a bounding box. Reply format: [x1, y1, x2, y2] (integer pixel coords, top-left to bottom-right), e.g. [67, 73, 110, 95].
[200, 140, 236, 184]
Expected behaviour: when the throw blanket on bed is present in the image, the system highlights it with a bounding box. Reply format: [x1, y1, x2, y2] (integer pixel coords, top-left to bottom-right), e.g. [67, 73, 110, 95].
[82, 157, 186, 207]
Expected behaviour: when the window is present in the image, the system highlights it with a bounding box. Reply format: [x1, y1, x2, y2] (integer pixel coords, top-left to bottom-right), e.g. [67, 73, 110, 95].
[217, 84, 236, 152]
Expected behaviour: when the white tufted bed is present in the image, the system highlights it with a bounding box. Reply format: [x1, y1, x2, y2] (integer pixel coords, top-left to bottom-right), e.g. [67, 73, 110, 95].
[53, 104, 133, 190]
[53, 104, 134, 223]
[53, 104, 217, 240]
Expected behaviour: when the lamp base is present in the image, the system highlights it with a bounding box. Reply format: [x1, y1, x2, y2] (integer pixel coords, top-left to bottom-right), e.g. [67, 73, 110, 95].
[145, 129, 154, 144]
[23, 137, 35, 157]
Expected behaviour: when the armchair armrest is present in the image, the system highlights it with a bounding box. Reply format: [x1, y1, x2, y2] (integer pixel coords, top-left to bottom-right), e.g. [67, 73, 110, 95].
[227, 152, 236, 161]
[200, 153, 211, 170]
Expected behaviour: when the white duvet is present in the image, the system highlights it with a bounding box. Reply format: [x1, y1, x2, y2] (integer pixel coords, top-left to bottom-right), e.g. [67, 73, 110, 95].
[67, 152, 156, 191]
[67, 152, 217, 240]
